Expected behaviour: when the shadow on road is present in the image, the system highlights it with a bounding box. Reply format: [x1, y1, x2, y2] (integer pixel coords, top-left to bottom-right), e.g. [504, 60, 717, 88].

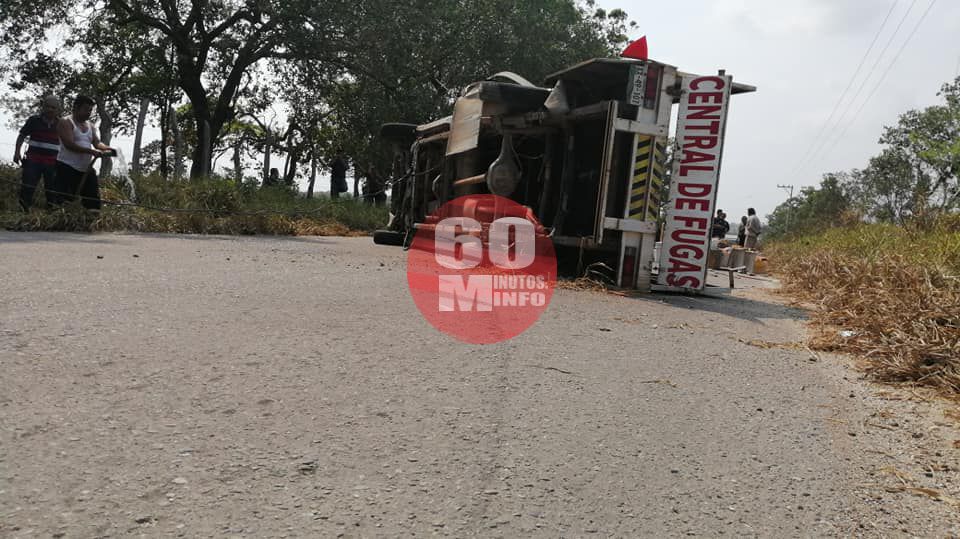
[629, 291, 808, 325]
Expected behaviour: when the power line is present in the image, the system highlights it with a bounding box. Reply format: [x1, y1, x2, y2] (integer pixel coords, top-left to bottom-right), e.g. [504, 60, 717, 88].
[794, 0, 917, 178]
[789, 1, 898, 176]
[793, 0, 919, 180]
[823, 0, 938, 160]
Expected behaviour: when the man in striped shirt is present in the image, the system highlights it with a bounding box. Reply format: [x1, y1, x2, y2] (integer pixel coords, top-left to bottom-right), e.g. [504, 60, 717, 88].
[13, 96, 61, 209]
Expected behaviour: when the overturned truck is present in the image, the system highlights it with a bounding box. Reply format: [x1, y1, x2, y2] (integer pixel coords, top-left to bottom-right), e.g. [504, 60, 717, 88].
[375, 57, 755, 293]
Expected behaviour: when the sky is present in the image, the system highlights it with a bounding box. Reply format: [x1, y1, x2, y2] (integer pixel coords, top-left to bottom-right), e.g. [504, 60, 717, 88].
[599, 0, 959, 220]
[1, 0, 958, 220]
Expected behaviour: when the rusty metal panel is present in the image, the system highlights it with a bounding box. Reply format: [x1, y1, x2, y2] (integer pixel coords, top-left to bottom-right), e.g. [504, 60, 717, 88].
[446, 84, 484, 156]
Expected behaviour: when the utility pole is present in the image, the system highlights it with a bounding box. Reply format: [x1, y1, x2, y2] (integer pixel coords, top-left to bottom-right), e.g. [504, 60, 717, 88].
[777, 184, 794, 234]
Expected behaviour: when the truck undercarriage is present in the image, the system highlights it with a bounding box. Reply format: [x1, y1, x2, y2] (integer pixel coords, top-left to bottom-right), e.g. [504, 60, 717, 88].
[376, 57, 754, 292]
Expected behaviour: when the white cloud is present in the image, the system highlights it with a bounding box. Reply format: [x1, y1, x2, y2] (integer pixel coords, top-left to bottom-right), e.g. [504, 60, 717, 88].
[712, 0, 836, 36]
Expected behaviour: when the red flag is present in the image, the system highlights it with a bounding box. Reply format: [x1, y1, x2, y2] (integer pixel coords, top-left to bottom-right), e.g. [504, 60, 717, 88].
[621, 36, 648, 60]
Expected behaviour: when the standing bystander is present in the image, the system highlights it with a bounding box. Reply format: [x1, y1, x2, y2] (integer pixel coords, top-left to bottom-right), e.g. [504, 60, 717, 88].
[745, 208, 763, 249]
[12, 96, 61, 210]
[737, 215, 748, 246]
[53, 95, 114, 209]
[263, 167, 280, 187]
[711, 210, 730, 239]
[330, 150, 348, 199]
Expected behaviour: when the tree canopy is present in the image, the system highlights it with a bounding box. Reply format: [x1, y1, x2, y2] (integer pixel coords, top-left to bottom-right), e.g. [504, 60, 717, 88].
[1, 0, 633, 183]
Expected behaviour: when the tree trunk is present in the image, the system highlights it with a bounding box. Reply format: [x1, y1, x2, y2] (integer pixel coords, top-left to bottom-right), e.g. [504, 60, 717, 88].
[131, 98, 149, 176]
[353, 171, 360, 199]
[200, 120, 211, 179]
[307, 156, 317, 198]
[181, 60, 242, 179]
[280, 120, 299, 187]
[233, 137, 242, 185]
[159, 99, 169, 179]
[284, 149, 299, 187]
[170, 107, 184, 181]
[96, 100, 114, 177]
[263, 135, 272, 186]
[177, 56, 215, 180]
[190, 51, 252, 179]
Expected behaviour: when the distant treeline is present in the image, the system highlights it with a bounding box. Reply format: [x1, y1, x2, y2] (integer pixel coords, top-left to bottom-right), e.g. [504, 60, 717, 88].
[767, 77, 960, 238]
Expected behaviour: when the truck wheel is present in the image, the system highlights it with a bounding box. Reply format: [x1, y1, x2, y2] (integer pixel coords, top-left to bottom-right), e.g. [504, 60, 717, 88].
[373, 229, 405, 246]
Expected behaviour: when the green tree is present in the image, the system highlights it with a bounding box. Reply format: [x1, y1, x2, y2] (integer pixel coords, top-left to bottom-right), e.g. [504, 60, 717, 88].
[784, 76, 960, 236]
[870, 77, 960, 225]
[766, 173, 852, 239]
[0, 0, 352, 178]
[2, 0, 633, 184]
[2, 12, 184, 176]
[287, 0, 633, 192]
[847, 149, 916, 224]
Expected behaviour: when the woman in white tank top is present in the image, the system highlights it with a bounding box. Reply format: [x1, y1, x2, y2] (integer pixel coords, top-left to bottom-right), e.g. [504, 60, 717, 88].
[53, 95, 114, 208]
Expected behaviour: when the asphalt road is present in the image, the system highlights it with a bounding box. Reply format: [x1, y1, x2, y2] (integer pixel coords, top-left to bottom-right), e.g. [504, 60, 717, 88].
[1, 232, 958, 537]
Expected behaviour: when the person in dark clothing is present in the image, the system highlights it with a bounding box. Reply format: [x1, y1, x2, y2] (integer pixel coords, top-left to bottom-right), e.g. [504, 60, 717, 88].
[711, 210, 730, 239]
[330, 151, 348, 199]
[263, 167, 280, 187]
[361, 165, 387, 207]
[13, 96, 61, 209]
[737, 215, 748, 245]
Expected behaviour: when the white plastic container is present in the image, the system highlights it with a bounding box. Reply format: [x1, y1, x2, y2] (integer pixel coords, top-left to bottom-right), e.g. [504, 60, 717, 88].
[743, 250, 758, 273]
[720, 249, 731, 268]
[728, 248, 745, 268]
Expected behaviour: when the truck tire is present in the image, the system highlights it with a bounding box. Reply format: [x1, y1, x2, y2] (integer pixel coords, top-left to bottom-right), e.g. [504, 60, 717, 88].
[373, 229, 405, 246]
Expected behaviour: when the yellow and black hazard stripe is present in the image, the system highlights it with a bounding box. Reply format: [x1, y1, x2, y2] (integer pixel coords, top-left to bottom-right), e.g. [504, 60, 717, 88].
[628, 136, 666, 221]
[628, 136, 654, 219]
[646, 139, 666, 222]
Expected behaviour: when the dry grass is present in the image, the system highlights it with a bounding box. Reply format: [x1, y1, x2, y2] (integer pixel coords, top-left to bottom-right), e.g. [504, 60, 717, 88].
[876, 466, 960, 508]
[1, 206, 375, 236]
[556, 276, 609, 292]
[767, 221, 960, 399]
[737, 338, 806, 350]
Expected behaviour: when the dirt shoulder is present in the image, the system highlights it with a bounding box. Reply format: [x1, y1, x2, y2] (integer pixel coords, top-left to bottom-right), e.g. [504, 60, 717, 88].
[732, 283, 960, 536]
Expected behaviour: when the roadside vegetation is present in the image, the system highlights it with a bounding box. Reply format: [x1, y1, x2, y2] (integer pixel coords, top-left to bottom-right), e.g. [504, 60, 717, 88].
[0, 165, 387, 235]
[766, 78, 960, 399]
[768, 220, 960, 397]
